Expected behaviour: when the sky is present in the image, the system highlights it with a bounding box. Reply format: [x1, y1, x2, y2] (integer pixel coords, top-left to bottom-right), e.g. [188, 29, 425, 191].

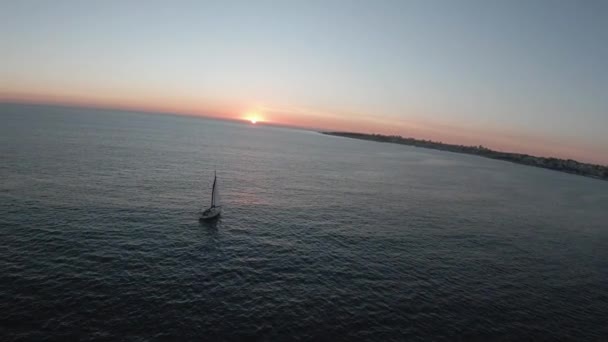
[1, 0, 607, 163]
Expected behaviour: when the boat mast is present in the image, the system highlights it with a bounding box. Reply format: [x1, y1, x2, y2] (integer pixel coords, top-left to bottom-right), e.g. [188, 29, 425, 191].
[211, 170, 217, 207]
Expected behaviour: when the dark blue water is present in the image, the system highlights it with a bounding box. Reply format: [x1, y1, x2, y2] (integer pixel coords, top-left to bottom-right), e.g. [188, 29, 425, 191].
[1, 103, 607, 341]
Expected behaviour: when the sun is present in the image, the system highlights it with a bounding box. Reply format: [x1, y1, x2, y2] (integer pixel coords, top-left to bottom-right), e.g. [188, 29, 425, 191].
[244, 112, 264, 125]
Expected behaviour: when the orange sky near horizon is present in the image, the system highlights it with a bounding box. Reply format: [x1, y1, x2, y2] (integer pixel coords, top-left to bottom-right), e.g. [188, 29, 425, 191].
[2, 90, 605, 165]
[2, 1, 607, 166]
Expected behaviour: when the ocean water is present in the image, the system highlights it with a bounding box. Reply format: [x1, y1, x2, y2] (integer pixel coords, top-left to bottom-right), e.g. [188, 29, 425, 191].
[1, 103, 607, 341]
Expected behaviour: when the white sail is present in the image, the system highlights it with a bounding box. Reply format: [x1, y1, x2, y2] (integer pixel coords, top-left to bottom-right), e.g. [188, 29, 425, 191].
[200, 171, 222, 220]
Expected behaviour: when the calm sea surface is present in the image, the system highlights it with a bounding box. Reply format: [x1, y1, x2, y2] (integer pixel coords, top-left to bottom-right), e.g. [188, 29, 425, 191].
[1, 103, 607, 341]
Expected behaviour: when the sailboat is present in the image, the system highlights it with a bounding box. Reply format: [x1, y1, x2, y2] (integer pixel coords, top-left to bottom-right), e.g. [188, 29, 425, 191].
[199, 171, 222, 220]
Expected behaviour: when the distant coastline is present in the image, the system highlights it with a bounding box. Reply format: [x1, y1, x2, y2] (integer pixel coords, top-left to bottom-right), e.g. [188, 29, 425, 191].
[322, 132, 608, 181]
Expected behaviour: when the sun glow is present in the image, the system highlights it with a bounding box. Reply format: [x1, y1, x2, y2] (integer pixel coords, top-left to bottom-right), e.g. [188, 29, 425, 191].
[244, 112, 264, 124]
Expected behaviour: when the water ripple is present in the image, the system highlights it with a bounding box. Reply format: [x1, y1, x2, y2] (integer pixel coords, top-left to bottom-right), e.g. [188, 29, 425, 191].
[1, 105, 608, 340]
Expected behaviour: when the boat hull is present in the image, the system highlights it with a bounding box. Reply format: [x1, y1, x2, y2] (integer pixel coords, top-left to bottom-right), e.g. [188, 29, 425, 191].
[199, 207, 221, 220]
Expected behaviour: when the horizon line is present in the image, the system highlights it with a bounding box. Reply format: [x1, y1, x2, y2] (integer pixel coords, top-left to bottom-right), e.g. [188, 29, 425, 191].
[0, 99, 320, 132]
[1, 98, 606, 166]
